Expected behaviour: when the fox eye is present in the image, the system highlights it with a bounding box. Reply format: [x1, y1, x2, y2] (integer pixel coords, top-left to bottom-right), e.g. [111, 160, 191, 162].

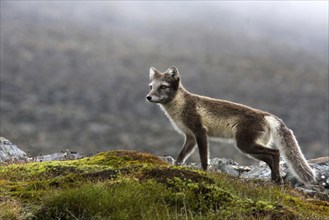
[160, 85, 168, 90]
[149, 85, 152, 90]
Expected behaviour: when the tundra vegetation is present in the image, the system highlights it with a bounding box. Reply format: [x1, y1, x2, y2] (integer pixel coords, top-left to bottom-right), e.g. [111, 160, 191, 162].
[1, 151, 328, 219]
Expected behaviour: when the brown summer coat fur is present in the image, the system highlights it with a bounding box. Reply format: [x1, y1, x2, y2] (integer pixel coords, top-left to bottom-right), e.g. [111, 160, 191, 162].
[146, 66, 315, 185]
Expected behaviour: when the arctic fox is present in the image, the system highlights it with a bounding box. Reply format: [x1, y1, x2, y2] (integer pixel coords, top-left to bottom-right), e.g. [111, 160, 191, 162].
[146, 66, 316, 185]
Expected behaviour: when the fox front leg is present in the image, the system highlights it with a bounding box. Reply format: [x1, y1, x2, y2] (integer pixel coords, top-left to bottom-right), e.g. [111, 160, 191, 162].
[175, 134, 196, 166]
[195, 128, 209, 170]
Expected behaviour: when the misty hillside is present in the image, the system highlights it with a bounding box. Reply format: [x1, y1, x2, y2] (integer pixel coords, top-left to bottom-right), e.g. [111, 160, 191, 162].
[1, 1, 328, 164]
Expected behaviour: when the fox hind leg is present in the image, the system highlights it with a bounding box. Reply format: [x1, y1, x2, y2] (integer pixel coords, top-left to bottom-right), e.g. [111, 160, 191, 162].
[250, 150, 282, 184]
[236, 129, 282, 184]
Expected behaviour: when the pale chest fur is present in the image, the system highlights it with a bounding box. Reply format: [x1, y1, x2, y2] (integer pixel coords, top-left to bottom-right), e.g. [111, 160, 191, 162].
[159, 93, 189, 135]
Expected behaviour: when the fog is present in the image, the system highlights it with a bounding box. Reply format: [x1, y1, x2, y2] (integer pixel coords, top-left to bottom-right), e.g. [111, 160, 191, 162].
[3, 1, 327, 52]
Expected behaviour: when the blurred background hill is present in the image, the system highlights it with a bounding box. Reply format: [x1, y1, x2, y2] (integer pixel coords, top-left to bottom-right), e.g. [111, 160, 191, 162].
[1, 1, 328, 164]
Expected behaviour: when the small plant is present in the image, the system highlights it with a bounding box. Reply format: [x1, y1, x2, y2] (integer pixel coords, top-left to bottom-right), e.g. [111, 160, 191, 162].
[0, 198, 23, 220]
[35, 180, 173, 219]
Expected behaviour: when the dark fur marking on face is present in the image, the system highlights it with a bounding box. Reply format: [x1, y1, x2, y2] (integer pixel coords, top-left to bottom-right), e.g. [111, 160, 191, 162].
[147, 70, 180, 104]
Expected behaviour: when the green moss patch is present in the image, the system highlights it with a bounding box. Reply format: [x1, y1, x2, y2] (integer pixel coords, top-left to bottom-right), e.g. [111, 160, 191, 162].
[80, 150, 167, 168]
[141, 167, 214, 185]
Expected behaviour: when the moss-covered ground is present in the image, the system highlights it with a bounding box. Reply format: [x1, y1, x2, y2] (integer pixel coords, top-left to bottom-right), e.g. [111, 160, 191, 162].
[0, 150, 328, 219]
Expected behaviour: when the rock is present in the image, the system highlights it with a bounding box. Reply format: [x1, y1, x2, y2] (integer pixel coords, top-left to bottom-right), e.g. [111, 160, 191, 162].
[208, 158, 241, 177]
[159, 156, 175, 165]
[234, 157, 329, 201]
[310, 157, 329, 189]
[159, 155, 329, 201]
[308, 156, 329, 164]
[240, 158, 289, 182]
[0, 138, 84, 163]
[33, 149, 84, 162]
[0, 137, 28, 162]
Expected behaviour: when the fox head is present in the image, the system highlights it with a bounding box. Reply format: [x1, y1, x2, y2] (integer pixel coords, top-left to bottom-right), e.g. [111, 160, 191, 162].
[146, 66, 180, 104]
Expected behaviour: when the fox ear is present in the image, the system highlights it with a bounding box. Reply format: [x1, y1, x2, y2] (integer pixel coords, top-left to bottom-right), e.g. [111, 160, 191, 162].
[166, 66, 179, 78]
[149, 67, 159, 79]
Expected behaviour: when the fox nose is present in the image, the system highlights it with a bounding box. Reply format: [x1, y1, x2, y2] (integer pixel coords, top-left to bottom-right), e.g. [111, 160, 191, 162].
[146, 96, 152, 101]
